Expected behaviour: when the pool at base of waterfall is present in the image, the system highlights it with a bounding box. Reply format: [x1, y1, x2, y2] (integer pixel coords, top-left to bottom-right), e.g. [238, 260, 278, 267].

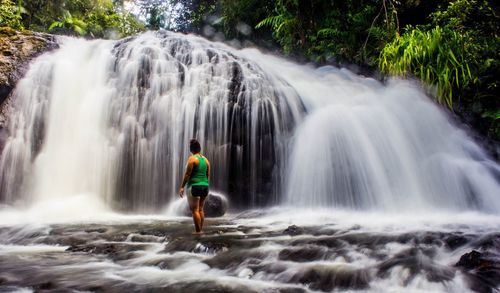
[0, 208, 499, 293]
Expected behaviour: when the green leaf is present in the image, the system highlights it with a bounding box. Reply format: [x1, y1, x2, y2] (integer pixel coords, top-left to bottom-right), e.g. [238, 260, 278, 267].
[482, 110, 500, 120]
[48, 21, 63, 31]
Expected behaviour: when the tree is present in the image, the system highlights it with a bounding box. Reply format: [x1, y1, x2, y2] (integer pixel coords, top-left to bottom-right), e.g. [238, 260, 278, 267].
[380, 0, 499, 138]
[10, 0, 144, 38]
[255, 0, 400, 64]
[0, 0, 24, 29]
[130, 0, 216, 32]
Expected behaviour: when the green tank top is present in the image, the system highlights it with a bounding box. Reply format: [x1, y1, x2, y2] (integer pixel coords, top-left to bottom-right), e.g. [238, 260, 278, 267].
[188, 154, 209, 187]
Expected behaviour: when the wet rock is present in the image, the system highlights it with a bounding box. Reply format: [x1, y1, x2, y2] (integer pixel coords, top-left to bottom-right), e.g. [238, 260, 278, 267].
[84, 228, 107, 233]
[417, 231, 445, 246]
[292, 265, 370, 291]
[228, 61, 243, 103]
[0, 27, 58, 114]
[0, 272, 21, 284]
[204, 249, 269, 270]
[163, 237, 199, 253]
[204, 193, 228, 217]
[470, 233, 500, 250]
[283, 225, 304, 236]
[456, 250, 497, 271]
[456, 250, 500, 293]
[0, 28, 58, 154]
[181, 193, 228, 217]
[292, 235, 344, 249]
[275, 289, 308, 293]
[107, 232, 129, 242]
[3, 218, 500, 292]
[34, 281, 56, 290]
[246, 261, 290, 278]
[311, 227, 338, 236]
[278, 245, 327, 262]
[150, 280, 260, 293]
[43, 235, 89, 247]
[163, 236, 231, 254]
[377, 247, 454, 284]
[129, 234, 164, 243]
[444, 234, 471, 250]
[66, 242, 150, 261]
[339, 232, 406, 247]
[193, 241, 229, 254]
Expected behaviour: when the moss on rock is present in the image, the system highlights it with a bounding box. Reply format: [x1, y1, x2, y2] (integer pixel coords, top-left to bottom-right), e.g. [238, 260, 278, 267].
[0, 27, 58, 130]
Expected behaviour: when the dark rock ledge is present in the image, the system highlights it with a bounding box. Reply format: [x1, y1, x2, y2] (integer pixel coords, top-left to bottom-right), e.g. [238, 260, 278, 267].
[0, 27, 58, 127]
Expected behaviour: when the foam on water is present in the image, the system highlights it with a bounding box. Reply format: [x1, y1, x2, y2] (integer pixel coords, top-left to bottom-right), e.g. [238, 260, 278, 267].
[232, 207, 500, 234]
[0, 207, 498, 292]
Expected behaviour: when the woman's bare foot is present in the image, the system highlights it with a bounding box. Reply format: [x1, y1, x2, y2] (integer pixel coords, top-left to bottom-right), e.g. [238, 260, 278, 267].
[192, 231, 203, 235]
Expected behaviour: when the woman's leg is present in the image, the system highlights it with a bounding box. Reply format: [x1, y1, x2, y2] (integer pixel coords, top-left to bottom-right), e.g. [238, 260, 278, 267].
[188, 194, 201, 233]
[198, 196, 207, 231]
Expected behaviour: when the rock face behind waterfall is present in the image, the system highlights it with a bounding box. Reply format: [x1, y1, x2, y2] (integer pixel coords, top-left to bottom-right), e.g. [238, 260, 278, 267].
[0, 28, 58, 153]
[0, 28, 58, 119]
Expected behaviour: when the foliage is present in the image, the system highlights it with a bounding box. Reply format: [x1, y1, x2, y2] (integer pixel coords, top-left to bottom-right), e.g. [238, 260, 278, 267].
[255, 0, 399, 64]
[379, 0, 498, 138]
[83, 0, 144, 38]
[218, 0, 274, 40]
[49, 10, 87, 35]
[380, 26, 474, 107]
[181, 0, 216, 33]
[134, 0, 170, 30]
[431, 0, 499, 113]
[0, 0, 23, 29]
[255, 1, 299, 53]
[1, 0, 144, 38]
[430, 0, 498, 34]
[132, 0, 216, 32]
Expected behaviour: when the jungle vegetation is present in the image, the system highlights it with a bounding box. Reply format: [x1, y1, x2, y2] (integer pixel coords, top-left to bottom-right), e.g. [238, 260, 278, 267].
[0, 0, 144, 38]
[0, 0, 498, 139]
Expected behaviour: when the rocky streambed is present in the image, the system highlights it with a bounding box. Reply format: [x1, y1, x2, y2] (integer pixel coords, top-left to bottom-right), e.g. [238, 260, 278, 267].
[0, 209, 499, 293]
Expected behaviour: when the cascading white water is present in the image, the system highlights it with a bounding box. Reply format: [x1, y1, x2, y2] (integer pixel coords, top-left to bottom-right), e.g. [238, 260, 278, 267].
[0, 31, 498, 213]
[243, 57, 500, 212]
[0, 31, 302, 211]
[1, 30, 500, 293]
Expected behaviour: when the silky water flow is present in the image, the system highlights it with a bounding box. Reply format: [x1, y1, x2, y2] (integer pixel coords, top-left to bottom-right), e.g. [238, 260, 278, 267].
[0, 31, 499, 293]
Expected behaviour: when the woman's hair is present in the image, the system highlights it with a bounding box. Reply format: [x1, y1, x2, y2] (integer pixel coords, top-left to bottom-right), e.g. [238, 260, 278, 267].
[189, 139, 201, 153]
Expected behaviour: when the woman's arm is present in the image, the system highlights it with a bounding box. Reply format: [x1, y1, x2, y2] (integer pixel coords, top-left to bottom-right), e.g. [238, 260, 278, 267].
[179, 157, 195, 197]
[206, 158, 211, 181]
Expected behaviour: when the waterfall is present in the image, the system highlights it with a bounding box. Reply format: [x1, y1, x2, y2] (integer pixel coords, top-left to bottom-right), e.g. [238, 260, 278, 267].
[0, 31, 498, 212]
[0, 31, 303, 211]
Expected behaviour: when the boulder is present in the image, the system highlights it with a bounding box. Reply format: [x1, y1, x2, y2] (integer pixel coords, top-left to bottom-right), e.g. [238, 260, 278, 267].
[456, 250, 487, 270]
[283, 225, 304, 236]
[179, 192, 228, 217]
[203, 193, 229, 217]
[456, 250, 500, 292]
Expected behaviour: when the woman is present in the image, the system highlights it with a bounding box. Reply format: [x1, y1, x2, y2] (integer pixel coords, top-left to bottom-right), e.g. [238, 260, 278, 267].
[178, 139, 211, 234]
